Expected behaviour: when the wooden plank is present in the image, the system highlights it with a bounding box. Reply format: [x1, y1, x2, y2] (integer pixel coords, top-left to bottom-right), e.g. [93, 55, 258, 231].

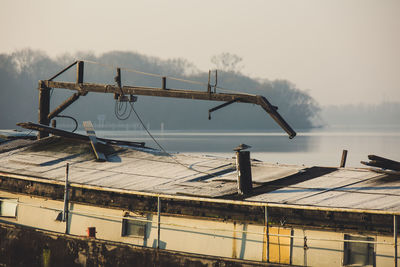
[17, 122, 145, 148]
[361, 160, 400, 171]
[366, 155, 400, 171]
[83, 121, 107, 162]
[368, 155, 400, 164]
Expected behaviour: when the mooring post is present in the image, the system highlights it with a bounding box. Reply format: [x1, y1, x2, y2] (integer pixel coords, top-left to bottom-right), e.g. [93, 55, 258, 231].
[157, 196, 161, 249]
[395, 215, 398, 267]
[38, 81, 50, 139]
[76, 61, 84, 84]
[63, 163, 69, 234]
[340, 149, 348, 168]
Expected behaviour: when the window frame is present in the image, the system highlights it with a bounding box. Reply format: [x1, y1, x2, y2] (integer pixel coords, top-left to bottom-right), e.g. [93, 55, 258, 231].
[343, 234, 375, 267]
[0, 198, 18, 218]
[121, 214, 147, 238]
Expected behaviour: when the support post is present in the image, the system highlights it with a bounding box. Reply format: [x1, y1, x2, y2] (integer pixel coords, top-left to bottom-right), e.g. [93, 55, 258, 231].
[162, 77, 166, 90]
[38, 82, 50, 139]
[236, 151, 253, 195]
[76, 61, 84, 84]
[395, 215, 398, 267]
[115, 68, 122, 88]
[340, 150, 348, 168]
[157, 196, 161, 249]
[63, 163, 69, 234]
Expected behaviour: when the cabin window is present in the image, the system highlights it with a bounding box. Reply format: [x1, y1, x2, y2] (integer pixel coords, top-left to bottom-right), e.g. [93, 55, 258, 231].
[343, 234, 375, 266]
[121, 215, 147, 238]
[0, 198, 18, 217]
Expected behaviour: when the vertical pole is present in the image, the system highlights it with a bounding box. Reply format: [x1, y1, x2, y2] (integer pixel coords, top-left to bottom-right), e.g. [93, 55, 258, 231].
[265, 206, 269, 262]
[38, 81, 50, 139]
[236, 151, 253, 195]
[63, 163, 69, 234]
[76, 61, 84, 84]
[207, 70, 211, 93]
[340, 149, 348, 168]
[157, 196, 161, 249]
[214, 70, 218, 93]
[115, 68, 122, 88]
[162, 77, 166, 89]
[395, 215, 398, 267]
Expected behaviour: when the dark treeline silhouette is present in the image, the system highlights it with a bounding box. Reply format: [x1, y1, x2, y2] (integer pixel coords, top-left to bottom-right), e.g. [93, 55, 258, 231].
[0, 49, 320, 131]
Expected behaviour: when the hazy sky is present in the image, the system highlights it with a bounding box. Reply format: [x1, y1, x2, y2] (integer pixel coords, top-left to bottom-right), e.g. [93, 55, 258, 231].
[1, 0, 399, 105]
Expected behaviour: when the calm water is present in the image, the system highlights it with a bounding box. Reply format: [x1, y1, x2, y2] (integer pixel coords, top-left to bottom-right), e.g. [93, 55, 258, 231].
[98, 125, 400, 168]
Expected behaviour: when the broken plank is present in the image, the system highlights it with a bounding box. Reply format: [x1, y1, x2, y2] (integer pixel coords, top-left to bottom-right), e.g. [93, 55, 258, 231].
[17, 122, 146, 148]
[83, 121, 107, 162]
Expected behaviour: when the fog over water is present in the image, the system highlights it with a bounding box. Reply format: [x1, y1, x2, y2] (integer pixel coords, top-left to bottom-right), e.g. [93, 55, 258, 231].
[1, 1, 399, 169]
[98, 125, 400, 168]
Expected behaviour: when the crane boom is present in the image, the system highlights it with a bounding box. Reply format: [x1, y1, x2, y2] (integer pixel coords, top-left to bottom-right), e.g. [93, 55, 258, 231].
[37, 61, 296, 139]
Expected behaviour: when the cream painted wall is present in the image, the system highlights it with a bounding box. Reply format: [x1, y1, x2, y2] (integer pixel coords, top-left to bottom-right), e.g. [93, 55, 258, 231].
[1, 190, 398, 265]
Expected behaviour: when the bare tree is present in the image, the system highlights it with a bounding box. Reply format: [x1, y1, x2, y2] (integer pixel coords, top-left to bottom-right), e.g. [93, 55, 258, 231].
[210, 53, 243, 72]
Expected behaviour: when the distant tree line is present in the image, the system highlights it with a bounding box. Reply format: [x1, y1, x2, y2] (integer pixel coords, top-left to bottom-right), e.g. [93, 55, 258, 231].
[320, 103, 400, 127]
[0, 49, 320, 131]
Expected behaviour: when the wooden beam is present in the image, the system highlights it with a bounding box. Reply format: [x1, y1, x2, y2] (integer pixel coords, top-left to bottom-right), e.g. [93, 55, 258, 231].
[17, 122, 146, 148]
[38, 84, 50, 139]
[361, 155, 400, 171]
[42, 80, 297, 138]
[48, 93, 81, 120]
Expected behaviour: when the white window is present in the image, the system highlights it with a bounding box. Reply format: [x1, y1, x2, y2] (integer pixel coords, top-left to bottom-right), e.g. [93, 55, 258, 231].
[0, 198, 18, 217]
[343, 234, 375, 266]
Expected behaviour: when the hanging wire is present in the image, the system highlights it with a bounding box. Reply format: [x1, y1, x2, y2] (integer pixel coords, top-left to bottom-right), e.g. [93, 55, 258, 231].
[128, 102, 222, 178]
[55, 115, 78, 132]
[114, 100, 132, 120]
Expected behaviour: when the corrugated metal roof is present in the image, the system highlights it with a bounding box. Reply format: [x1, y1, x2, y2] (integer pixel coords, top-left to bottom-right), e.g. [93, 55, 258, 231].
[246, 168, 400, 211]
[0, 136, 396, 212]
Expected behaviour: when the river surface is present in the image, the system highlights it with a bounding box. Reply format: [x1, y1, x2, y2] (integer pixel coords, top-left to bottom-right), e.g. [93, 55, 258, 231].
[94, 125, 400, 168]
